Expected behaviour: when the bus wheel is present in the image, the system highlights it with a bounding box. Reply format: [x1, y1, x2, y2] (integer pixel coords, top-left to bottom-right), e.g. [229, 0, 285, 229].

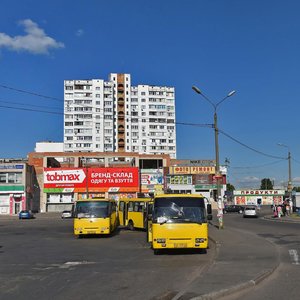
[154, 249, 160, 255]
[128, 220, 134, 231]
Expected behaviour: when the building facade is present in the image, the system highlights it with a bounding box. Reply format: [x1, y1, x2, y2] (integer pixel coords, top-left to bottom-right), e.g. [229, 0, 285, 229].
[28, 151, 170, 213]
[167, 159, 227, 201]
[63, 73, 176, 158]
[0, 159, 40, 215]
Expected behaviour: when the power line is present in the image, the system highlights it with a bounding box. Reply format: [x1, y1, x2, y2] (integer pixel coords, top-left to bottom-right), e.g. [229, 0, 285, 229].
[292, 157, 300, 165]
[0, 84, 63, 102]
[231, 159, 286, 169]
[219, 129, 285, 160]
[0, 98, 62, 110]
[0, 104, 62, 115]
[0, 83, 290, 161]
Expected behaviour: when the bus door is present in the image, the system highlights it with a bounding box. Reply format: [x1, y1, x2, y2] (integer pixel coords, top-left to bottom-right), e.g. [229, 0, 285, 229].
[118, 201, 126, 226]
[145, 202, 153, 229]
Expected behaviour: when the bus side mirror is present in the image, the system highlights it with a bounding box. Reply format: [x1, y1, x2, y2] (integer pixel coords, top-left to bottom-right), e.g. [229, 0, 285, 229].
[207, 204, 212, 220]
[207, 204, 212, 215]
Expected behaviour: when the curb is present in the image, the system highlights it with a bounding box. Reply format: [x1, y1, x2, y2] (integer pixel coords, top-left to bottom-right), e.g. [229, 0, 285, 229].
[189, 223, 281, 300]
[263, 215, 300, 223]
[190, 264, 279, 300]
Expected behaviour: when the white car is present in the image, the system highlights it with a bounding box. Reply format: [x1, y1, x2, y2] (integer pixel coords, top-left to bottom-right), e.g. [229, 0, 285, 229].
[243, 206, 258, 218]
[61, 210, 72, 219]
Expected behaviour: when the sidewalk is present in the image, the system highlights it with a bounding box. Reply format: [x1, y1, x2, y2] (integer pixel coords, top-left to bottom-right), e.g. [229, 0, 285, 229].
[263, 213, 300, 223]
[173, 219, 281, 300]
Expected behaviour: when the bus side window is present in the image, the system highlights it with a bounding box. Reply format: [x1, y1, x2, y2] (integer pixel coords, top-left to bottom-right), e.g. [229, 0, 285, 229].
[106, 202, 111, 215]
[119, 201, 124, 212]
[112, 201, 116, 212]
[138, 202, 144, 212]
[128, 202, 134, 212]
[134, 202, 139, 212]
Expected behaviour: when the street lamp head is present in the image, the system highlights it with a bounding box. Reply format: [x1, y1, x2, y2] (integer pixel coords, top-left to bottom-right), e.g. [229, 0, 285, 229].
[192, 86, 201, 94]
[227, 90, 236, 97]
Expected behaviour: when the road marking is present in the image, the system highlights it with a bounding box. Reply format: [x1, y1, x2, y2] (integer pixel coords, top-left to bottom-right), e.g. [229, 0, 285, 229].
[60, 261, 95, 268]
[289, 249, 299, 265]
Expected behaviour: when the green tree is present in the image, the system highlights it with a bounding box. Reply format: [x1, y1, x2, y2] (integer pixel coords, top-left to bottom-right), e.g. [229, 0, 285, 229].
[292, 186, 300, 192]
[226, 183, 235, 192]
[260, 178, 273, 190]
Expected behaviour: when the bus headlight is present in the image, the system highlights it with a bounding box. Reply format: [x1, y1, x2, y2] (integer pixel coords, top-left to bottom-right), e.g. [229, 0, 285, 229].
[157, 238, 166, 243]
[195, 238, 206, 243]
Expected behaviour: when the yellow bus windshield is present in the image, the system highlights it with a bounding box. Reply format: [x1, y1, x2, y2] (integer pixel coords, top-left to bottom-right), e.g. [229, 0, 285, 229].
[74, 201, 109, 219]
[153, 197, 206, 224]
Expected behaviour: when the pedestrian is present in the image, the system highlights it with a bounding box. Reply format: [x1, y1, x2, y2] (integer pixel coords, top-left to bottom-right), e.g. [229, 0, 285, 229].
[273, 205, 278, 218]
[290, 200, 293, 214]
[277, 205, 282, 218]
[282, 204, 286, 216]
[286, 203, 290, 216]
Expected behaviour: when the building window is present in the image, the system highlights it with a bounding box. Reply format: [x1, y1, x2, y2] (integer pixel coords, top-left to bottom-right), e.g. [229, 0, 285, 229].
[0, 172, 22, 184]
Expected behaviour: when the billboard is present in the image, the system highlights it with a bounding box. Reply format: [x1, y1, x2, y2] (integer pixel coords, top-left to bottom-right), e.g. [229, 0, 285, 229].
[88, 167, 139, 189]
[43, 167, 139, 192]
[44, 168, 86, 189]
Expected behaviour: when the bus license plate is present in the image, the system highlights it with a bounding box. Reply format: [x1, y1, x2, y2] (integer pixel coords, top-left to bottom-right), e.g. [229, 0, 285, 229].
[174, 243, 187, 248]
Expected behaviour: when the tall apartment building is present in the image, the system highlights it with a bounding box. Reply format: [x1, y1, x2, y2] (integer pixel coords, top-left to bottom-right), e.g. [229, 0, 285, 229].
[64, 73, 176, 158]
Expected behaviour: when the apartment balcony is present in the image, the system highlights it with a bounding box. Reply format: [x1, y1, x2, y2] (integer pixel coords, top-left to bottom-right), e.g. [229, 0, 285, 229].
[118, 111, 125, 120]
[118, 125, 125, 134]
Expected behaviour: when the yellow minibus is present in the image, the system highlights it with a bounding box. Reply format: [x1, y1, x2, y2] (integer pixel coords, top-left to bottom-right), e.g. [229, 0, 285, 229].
[118, 198, 153, 230]
[147, 194, 212, 253]
[73, 199, 118, 237]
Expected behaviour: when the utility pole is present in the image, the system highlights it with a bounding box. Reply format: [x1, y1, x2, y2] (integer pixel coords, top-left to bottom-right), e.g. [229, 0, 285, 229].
[192, 86, 236, 229]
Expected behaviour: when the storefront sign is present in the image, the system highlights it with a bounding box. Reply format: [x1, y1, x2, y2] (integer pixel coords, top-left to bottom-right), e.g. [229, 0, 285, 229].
[195, 184, 218, 189]
[234, 190, 285, 196]
[0, 164, 24, 169]
[169, 166, 215, 175]
[169, 175, 191, 185]
[172, 159, 215, 166]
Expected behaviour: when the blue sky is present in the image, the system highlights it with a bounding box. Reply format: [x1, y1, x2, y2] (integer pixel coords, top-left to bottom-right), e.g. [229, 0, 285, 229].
[1, 0, 300, 189]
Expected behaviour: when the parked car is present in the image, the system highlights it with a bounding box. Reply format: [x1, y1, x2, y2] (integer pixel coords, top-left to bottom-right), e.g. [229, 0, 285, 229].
[243, 206, 258, 218]
[61, 210, 73, 219]
[19, 210, 34, 219]
[223, 205, 244, 214]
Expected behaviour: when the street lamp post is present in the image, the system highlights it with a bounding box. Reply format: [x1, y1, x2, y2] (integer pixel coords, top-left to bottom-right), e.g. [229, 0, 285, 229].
[277, 143, 292, 200]
[192, 86, 236, 229]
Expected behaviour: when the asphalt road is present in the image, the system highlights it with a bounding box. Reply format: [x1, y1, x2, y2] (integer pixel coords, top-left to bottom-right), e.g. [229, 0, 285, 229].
[219, 211, 300, 300]
[0, 215, 215, 300]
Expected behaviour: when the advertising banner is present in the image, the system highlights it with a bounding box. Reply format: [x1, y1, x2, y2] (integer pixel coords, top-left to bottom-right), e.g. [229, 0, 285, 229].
[88, 167, 139, 188]
[44, 168, 86, 189]
[44, 167, 139, 192]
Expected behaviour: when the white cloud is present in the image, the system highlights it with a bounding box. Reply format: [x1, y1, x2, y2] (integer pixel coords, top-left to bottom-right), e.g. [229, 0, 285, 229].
[0, 19, 64, 54]
[76, 29, 84, 37]
[292, 177, 300, 184]
[238, 176, 260, 184]
[235, 176, 261, 189]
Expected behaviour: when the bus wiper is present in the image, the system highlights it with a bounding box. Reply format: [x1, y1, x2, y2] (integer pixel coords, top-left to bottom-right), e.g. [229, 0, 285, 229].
[157, 216, 168, 225]
[159, 219, 168, 225]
